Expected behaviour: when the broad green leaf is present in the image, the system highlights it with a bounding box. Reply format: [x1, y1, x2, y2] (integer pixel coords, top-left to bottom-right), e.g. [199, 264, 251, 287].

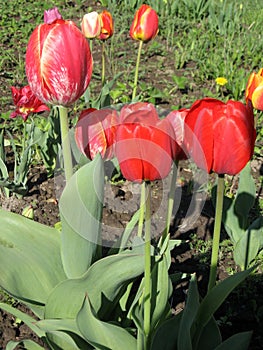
[234, 163, 256, 223]
[150, 248, 173, 332]
[214, 331, 252, 350]
[60, 155, 104, 278]
[196, 317, 221, 350]
[0, 302, 45, 338]
[193, 268, 252, 344]
[6, 340, 45, 350]
[45, 253, 144, 321]
[150, 313, 182, 350]
[0, 210, 66, 309]
[234, 217, 263, 270]
[77, 296, 137, 350]
[36, 319, 92, 350]
[178, 274, 200, 350]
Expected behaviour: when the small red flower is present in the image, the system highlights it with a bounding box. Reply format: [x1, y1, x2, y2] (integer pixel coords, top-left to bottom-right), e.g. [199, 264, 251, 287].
[245, 68, 263, 110]
[167, 108, 189, 160]
[115, 102, 175, 183]
[26, 17, 92, 106]
[184, 98, 256, 175]
[10, 85, 49, 121]
[97, 11, 113, 40]
[130, 5, 158, 43]
[75, 108, 118, 160]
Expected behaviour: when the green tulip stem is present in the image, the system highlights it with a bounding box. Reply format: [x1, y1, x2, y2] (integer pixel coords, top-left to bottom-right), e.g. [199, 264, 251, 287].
[163, 160, 179, 240]
[58, 105, 73, 183]
[144, 181, 152, 349]
[138, 181, 146, 238]
[207, 174, 225, 292]
[101, 40, 106, 86]
[132, 40, 143, 101]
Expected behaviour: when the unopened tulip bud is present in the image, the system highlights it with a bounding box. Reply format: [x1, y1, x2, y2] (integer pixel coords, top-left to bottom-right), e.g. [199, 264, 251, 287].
[97, 10, 114, 40]
[81, 11, 101, 39]
[130, 4, 158, 43]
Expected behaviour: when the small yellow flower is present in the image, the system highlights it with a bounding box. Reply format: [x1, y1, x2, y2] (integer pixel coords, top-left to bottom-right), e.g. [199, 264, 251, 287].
[215, 77, 228, 86]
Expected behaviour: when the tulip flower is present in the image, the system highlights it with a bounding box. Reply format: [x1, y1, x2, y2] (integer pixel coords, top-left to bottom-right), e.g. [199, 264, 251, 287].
[167, 108, 189, 161]
[115, 102, 175, 183]
[185, 97, 256, 292]
[75, 108, 118, 160]
[26, 12, 93, 182]
[130, 5, 158, 100]
[97, 10, 114, 41]
[246, 68, 263, 110]
[116, 102, 175, 345]
[185, 98, 255, 176]
[81, 11, 101, 39]
[164, 108, 189, 239]
[10, 85, 49, 121]
[26, 17, 93, 106]
[130, 4, 158, 43]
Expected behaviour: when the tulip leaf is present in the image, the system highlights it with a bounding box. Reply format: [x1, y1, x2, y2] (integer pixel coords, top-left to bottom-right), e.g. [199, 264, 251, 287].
[178, 274, 200, 350]
[150, 313, 182, 350]
[77, 295, 137, 350]
[196, 317, 222, 350]
[6, 340, 45, 350]
[59, 155, 104, 278]
[45, 253, 144, 321]
[214, 331, 252, 350]
[0, 210, 66, 311]
[36, 319, 91, 350]
[192, 268, 252, 344]
[234, 216, 263, 270]
[234, 163, 256, 223]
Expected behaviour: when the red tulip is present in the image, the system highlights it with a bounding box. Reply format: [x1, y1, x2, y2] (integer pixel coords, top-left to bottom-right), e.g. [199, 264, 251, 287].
[245, 68, 263, 110]
[130, 4, 158, 43]
[115, 102, 175, 183]
[81, 11, 101, 39]
[185, 98, 256, 175]
[97, 11, 113, 40]
[26, 18, 93, 106]
[75, 108, 118, 160]
[167, 108, 189, 160]
[10, 85, 49, 121]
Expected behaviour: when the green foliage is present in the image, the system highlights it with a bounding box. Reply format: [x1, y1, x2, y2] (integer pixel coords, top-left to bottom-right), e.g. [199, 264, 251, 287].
[151, 271, 253, 350]
[217, 163, 263, 270]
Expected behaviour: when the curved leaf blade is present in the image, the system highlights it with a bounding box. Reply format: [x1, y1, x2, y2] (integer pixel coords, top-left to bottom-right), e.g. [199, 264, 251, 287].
[59, 155, 104, 278]
[77, 296, 137, 350]
[0, 210, 66, 306]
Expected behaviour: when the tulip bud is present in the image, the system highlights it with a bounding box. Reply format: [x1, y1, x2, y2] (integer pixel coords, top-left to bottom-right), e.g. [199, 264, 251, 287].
[115, 102, 175, 183]
[185, 98, 256, 175]
[26, 18, 93, 106]
[81, 11, 101, 39]
[130, 4, 158, 43]
[75, 108, 118, 160]
[246, 68, 263, 111]
[97, 10, 114, 40]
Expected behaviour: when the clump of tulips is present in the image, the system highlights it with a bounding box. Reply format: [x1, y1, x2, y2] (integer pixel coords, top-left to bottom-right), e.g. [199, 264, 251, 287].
[0, 4, 261, 350]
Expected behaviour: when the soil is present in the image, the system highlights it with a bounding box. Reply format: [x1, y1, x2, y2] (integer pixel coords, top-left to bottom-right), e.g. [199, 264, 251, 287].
[0, 2, 263, 349]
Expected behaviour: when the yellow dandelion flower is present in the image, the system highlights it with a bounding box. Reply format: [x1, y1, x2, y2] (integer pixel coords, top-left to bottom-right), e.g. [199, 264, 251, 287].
[215, 77, 228, 86]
